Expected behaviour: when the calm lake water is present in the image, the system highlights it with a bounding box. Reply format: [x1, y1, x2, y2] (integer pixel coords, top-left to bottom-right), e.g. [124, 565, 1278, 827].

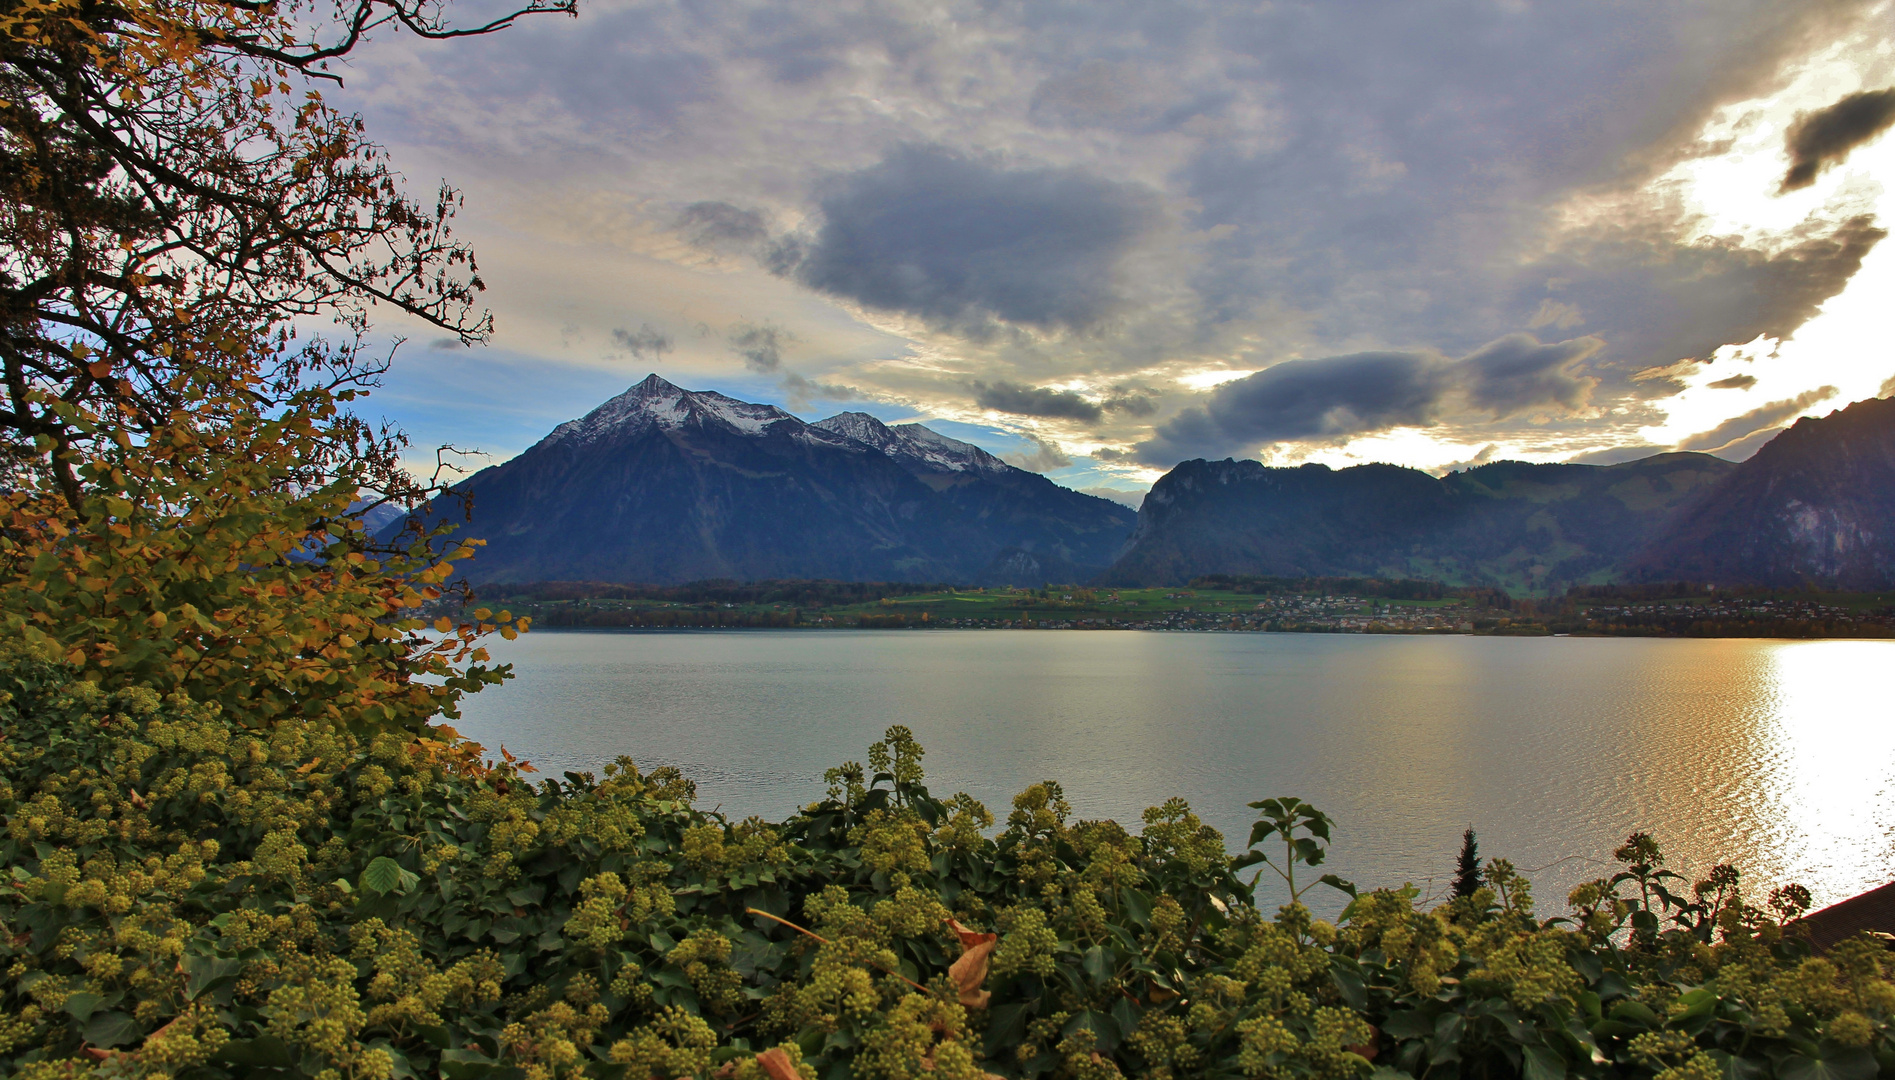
[453, 629, 1895, 915]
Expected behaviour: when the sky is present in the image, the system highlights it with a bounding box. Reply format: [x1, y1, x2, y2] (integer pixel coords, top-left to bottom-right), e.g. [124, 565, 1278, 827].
[335, 0, 1895, 501]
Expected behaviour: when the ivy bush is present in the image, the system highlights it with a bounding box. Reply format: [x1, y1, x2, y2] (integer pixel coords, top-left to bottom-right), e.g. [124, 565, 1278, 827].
[1, 653, 1890, 1080]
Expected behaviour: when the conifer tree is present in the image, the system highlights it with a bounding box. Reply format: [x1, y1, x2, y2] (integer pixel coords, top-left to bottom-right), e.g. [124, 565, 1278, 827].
[1453, 827, 1482, 897]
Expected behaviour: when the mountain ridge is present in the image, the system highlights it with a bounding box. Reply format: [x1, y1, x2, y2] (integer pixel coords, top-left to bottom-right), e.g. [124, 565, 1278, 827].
[1626, 396, 1895, 588]
[1102, 398, 1895, 592]
[1101, 451, 1740, 593]
[399, 374, 1136, 586]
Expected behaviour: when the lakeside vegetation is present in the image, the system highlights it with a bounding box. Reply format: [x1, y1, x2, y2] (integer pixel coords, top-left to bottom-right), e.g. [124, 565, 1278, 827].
[4, 1, 1894, 1077]
[475, 579, 1895, 639]
[9, 671, 1895, 1080]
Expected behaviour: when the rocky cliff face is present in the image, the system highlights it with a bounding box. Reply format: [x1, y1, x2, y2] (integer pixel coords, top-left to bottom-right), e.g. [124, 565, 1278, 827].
[1102, 452, 1737, 593]
[1628, 397, 1895, 588]
[396, 375, 1134, 585]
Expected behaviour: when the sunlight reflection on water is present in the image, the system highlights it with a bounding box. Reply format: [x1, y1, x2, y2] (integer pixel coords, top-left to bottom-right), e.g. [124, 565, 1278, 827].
[452, 630, 1895, 914]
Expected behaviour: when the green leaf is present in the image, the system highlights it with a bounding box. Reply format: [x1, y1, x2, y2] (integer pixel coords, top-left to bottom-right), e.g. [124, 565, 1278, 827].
[217, 1036, 297, 1068]
[1709, 1050, 1769, 1080]
[361, 855, 418, 896]
[986, 1002, 1033, 1058]
[82, 1010, 141, 1049]
[1430, 1013, 1465, 1065]
[63, 991, 106, 1022]
[1382, 1010, 1433, 1041]
[1330, 958, 1368, 1011]
[182, 953, 245, 999]
[1119, 886, 1153, 927]
[438, 1046, 528, 1080]
[1778, 1048, 1877, 1080]
[1523, 1044, 1567, 1080]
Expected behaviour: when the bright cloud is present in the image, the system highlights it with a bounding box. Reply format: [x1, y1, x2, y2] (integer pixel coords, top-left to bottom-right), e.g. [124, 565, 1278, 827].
[334, 0, 1895, 491]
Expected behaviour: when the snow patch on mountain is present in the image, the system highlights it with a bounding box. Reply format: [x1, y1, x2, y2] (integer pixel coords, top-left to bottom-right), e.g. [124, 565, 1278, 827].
[812, 412, 1011, 477]
[542, 373, 802, 447]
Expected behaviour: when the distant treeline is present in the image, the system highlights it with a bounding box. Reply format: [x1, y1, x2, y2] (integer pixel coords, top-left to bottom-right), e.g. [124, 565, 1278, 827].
[476, 579, 957, 607]
[1187, 573, 1517, 607]
[1561, 581, 1839, 601]
[507, 608, 945, 630]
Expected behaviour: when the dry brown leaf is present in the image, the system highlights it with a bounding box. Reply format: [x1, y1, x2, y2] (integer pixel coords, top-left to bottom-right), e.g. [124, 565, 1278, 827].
[1346, 1025, 1379, 1061]
[945, 918, 998, 1008]
[946, 918, 995, 950]
[755, 1047, 802, 1080]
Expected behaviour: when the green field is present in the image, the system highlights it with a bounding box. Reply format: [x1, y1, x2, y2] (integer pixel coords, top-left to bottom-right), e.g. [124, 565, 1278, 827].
[480, 582, 1484, 630]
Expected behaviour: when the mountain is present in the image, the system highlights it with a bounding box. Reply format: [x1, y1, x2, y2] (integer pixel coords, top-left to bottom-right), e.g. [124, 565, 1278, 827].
[1628, 397, 1895, 588]
[402, 375, 1135, 585]
[1100, 452, 1739, 593]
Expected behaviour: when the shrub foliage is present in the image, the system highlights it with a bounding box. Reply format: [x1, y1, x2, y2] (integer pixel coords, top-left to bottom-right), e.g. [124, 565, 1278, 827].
[1, 654, 1889, 1080]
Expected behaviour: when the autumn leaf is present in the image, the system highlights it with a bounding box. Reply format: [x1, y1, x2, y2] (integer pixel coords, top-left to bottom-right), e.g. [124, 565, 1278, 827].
[946, 918, 997, 1008]
[754, 1047, 801, 1080]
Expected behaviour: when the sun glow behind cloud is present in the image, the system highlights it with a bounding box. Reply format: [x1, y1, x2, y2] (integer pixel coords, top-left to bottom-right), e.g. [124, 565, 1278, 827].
[1252, 21, 1895, 479]
[1631, 24, 1895, 454]
[341, 0, 1895, 491]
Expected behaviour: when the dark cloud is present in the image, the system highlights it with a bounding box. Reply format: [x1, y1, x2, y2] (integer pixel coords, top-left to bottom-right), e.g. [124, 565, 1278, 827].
[1135, 334, 1603, 465]
[1175, 350, 1453, 452]
[1780, 87, 1895, 193]
[437, 7, 716, 136]
[791, 145, 1160, 331]
[428, 337, 464, 351]
[1525, 216, 1884, 380]
[729, 324, 788, 372]
[1029, 61, 1168, 130]
[348, 0, 1890, 468]
[1101, 384, 1159, 417]
[1676, 386, 1837, 452]
[1161, 2, 1884, 381]
[1707, 373, 1757, 390]
[1002, 436, 1073, 472]
[678, 202, 770, 252]
[779, 372, 857, 410]
[612, 323, 672, 360]
[974, 381, 1105, 422]
[1460, 333, 1603, 416]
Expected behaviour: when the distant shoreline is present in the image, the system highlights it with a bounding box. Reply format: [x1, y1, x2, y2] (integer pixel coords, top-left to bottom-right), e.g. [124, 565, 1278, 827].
[466, 578, 1895, 641]
[492, 622, 1895, 642]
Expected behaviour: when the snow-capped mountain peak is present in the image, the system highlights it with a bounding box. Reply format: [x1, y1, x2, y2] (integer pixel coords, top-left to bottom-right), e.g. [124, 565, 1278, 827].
[812, 412, 1012, 476]
[542, 373, 799, 447]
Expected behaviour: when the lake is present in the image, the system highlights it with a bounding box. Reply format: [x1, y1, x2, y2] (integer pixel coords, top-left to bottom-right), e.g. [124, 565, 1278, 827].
[452, 629, 1895, 915]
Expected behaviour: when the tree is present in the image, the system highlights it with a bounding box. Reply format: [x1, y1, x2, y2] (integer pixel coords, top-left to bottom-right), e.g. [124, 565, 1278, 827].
[1453, 826, 1481, 897]
[0, 0, 571, 727]
[1, 0, 573, 501]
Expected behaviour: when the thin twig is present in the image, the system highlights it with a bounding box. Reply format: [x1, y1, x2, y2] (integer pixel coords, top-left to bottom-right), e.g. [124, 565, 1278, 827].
[745, 907, 943, 999]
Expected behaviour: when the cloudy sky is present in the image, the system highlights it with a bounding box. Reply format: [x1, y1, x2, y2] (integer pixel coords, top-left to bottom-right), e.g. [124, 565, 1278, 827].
[338, 0, 1895, 501]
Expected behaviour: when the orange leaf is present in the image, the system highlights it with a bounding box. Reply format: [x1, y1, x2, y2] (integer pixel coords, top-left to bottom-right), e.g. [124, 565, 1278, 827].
[755, 1047, 801, 1080]
[946, 919, 997, 1008]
